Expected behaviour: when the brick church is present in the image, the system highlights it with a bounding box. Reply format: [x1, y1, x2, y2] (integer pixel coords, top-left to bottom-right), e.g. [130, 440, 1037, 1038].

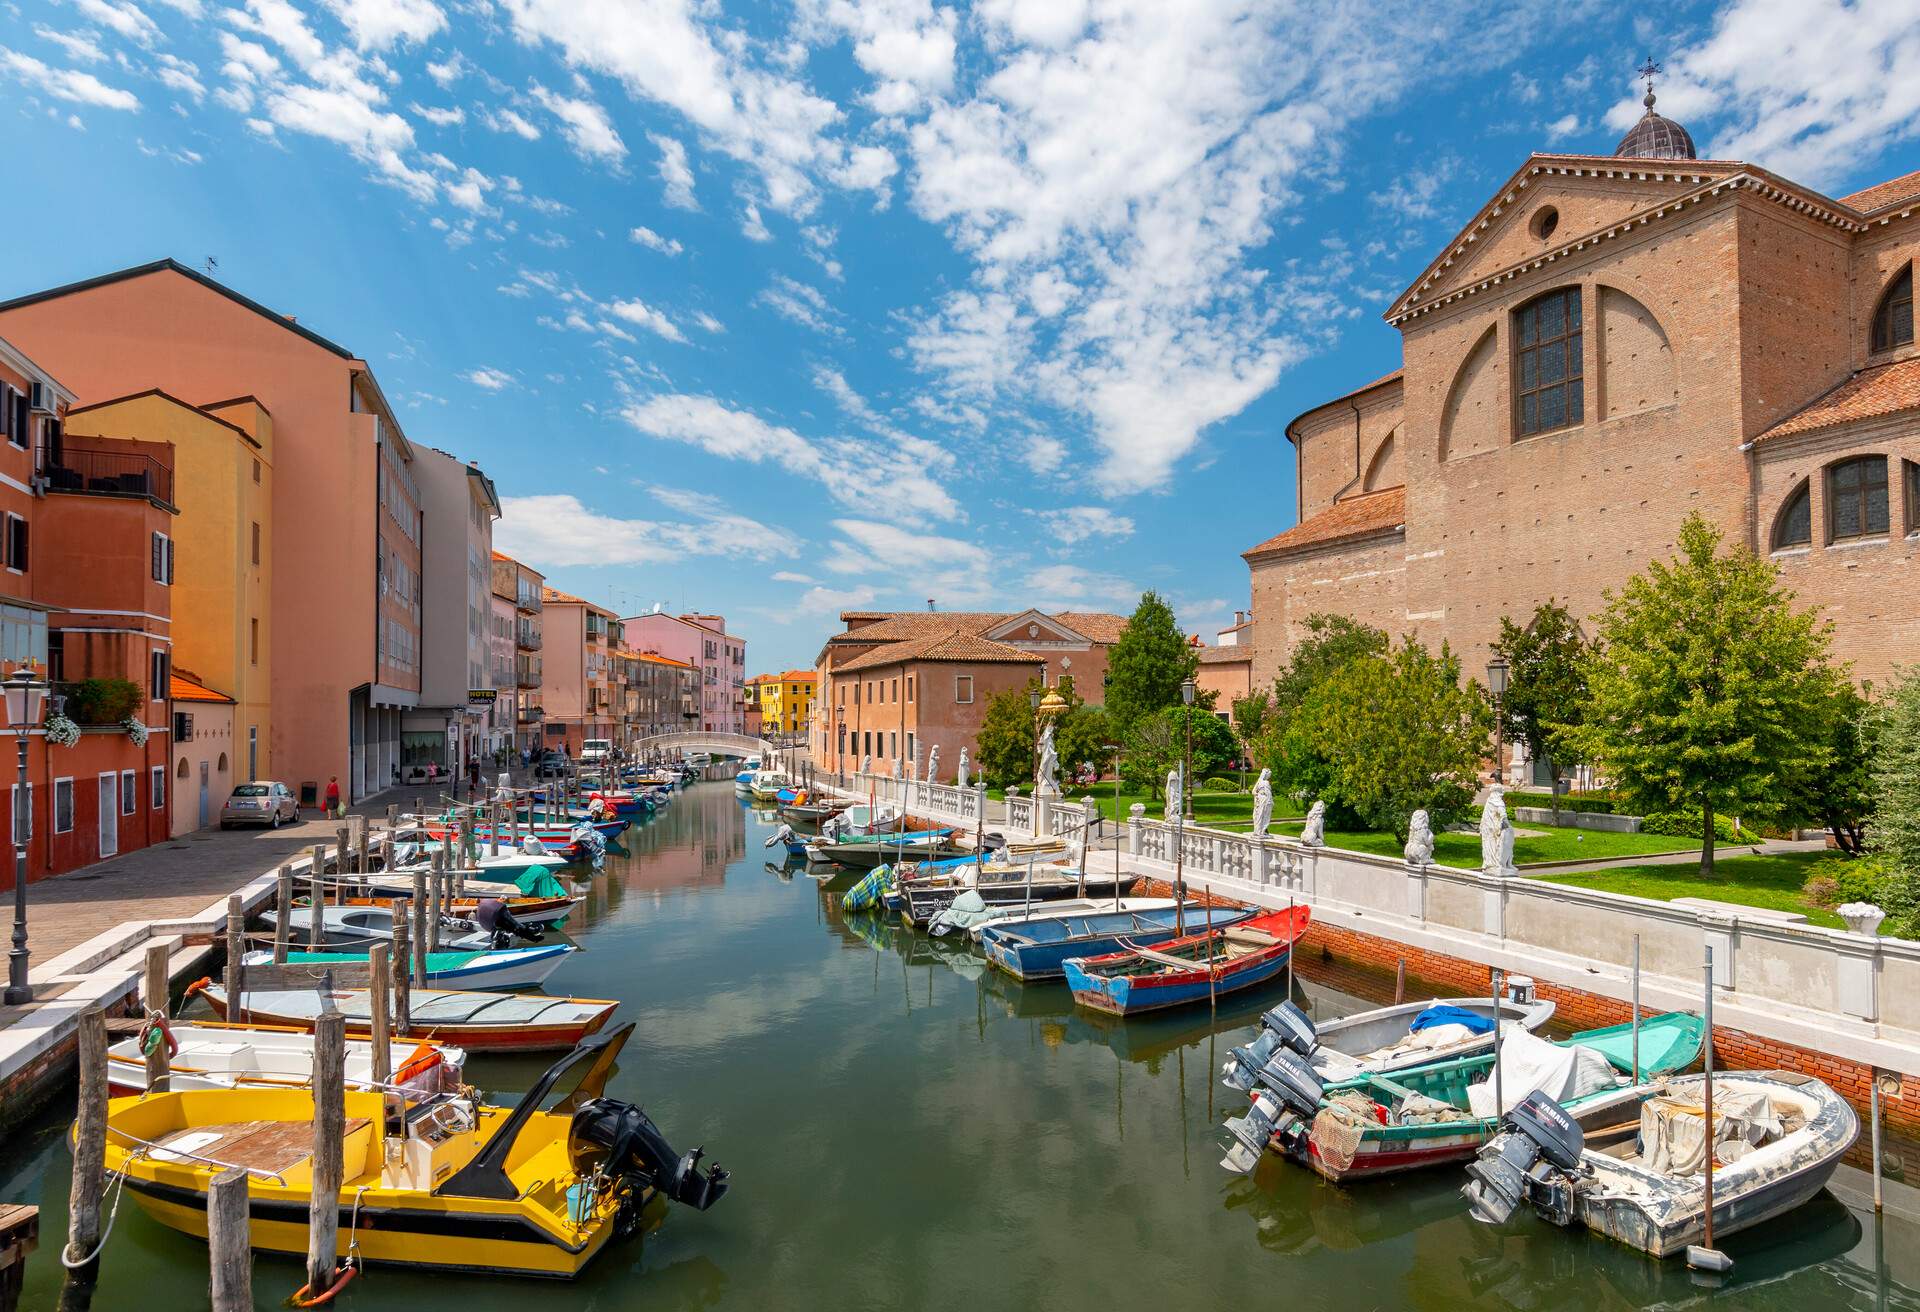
[1244, 81, 1920, 724]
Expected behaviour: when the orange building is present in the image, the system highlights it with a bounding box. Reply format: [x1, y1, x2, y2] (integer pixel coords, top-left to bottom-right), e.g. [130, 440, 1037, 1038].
[0, 332, 173, 887]
[539, 589, 620, 756]
[0, 260, 427, 807]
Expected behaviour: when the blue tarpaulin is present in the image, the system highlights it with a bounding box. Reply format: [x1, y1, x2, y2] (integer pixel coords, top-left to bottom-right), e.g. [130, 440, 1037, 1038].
[1409, 1004, 1496, 1035]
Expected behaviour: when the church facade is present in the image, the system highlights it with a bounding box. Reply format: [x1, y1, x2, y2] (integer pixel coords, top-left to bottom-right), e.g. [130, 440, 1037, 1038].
[1244, 93, 1920, 702]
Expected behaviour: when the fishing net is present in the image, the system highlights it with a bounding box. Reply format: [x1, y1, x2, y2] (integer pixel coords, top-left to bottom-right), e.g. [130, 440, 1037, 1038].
[1309, 1092, 1382, 1173]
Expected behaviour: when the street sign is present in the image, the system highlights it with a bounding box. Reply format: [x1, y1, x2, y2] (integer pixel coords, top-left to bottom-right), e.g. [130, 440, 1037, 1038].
[467, 688, 498, 704]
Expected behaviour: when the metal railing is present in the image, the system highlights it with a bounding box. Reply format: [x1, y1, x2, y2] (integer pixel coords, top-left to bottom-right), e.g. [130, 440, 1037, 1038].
[47, 449, 175, 506]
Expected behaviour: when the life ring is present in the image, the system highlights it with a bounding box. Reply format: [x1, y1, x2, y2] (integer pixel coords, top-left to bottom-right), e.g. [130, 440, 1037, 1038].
[138, 1010, 180, 1060]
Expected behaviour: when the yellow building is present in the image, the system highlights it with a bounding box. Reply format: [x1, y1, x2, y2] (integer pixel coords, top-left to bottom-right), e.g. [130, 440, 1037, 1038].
[754, 669, 815, 735]
[64, 388, 273, 784]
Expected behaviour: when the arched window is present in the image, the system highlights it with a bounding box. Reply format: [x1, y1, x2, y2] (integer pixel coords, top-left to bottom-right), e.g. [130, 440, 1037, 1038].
[1828, 456, 1889, 541]
[217, 752, 228, 772]
[1872, 265, 1913, 354]
[175, 757, 189, 777]
[1772, 480, 1812, 549]
[1514, 287, 1584, 437]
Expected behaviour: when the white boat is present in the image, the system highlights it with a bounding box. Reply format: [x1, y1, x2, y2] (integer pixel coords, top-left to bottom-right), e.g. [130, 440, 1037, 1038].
[1465, 1070, 1858, 1258]
[749, 770, 791, 801]
[928, 894, 1184, 940]
[243, 943, 574, 991]
[106, 1020, 465, 1097]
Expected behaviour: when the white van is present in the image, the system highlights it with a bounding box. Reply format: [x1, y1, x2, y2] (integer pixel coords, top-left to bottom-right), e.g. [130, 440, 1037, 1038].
[580, 738, 613, 765]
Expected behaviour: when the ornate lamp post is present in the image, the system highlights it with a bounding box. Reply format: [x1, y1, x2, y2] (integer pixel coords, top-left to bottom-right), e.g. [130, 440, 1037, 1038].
[1486, 656, 1510, 788]
[5, 668, 50, 1006]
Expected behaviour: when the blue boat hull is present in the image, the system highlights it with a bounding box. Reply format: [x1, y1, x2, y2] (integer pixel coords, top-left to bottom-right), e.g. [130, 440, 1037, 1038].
[1062, 944, 1293, 1016]
[982, 909, 1254, 980]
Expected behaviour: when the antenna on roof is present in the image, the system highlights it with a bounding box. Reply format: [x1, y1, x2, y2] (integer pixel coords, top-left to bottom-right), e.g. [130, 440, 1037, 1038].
[927, 598, 936, 612]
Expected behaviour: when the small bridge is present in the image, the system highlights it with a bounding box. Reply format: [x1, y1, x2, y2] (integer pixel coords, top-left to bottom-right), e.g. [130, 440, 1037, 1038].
[631, 731, 788, 761]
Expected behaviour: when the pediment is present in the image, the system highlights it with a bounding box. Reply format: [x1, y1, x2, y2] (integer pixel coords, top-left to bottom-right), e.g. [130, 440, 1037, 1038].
[982, 609, 1089, 646]
[1391, 156, 1744, 320]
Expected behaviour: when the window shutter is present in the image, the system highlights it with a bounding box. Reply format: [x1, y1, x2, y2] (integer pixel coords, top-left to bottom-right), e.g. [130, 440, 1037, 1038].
[151, 532, 161, 581]
[0, 385, 10, 440]
[165, 536, 174, 584]
[8, 518, 25, 573]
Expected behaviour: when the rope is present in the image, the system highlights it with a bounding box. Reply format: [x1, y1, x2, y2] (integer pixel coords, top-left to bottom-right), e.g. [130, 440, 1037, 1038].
[288, 1264, 357, 1307]
[60, 1161, 133, 1269]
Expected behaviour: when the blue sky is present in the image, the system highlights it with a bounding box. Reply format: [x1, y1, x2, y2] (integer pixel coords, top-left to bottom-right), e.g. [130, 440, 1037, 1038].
[3, 0, 1918, 673]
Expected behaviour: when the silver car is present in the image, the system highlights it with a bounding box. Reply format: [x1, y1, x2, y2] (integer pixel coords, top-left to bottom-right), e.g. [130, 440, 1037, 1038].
[219, 780, 299, 829]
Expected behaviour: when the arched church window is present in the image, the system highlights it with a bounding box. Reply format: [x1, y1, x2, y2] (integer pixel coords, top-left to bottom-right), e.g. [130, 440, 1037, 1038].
[1828, 456, 1889, 541]
[1872, 264, 1913, 354]
[1514, 287, 1584, 437]
[1772, 481, 1811, 549]
[1907, 460, 1920, 536]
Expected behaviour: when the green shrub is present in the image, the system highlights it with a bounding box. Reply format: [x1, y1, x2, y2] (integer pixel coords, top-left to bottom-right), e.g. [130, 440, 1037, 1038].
[1803, 855, 1919, 937]
[1201, 776, 1242, 792]
[64, 677, 141, 726]
[1642, 810, 1758, 843]
[1507, 792, 1623, 815]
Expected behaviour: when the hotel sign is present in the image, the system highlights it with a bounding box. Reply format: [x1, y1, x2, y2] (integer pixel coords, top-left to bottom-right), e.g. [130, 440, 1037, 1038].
[467, 688, 499, 704]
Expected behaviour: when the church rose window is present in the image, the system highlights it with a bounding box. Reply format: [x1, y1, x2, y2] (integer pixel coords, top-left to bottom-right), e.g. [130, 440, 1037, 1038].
[1871, 265, 1913, 354]
[1514, 287, 1584, 437]
[1773, 481, 1812, 549]
[1828, 456, 1889, 541]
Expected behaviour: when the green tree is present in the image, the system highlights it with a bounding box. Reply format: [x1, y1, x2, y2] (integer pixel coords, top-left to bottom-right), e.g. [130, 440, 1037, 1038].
[1283, 638, 1489, 843]
[1270, 614, 1389, 720]
[1120, 706, 1237, 801]
[1103, 591, 1197, 733]
[974, 678, 1116, 789]
[1561, 513, 1842, 875]
[1867, 669, 1920, 876]
[1490, 600, 1590, 805]
[1783, 681, 1876, 855]
[1230, 689, 1271, 753]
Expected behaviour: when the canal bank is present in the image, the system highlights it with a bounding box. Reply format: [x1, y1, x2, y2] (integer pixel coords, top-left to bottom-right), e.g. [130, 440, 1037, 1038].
[2, 782, 1914, 1309]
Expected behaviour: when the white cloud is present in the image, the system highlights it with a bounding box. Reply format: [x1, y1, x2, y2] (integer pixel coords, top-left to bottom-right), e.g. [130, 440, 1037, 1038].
[412, 101, 462, 126]
[691, 310, 725, 334]
[424, 50, 465, 86]
[318, 0, 446, 51]
[608, 297, 686, 343]
[70, 0, 163, 45]
[444, 165, 492, 212]
[1021, 434, 1065, 476]
[464, 366, 514, 390]
[1606, 0, 1920, 190]
[34, 27, 105, 64]
[530, 81, 625, 163]
[757, 273, 837, 335]
[0, 49, 141, 110]
[483, 107, 541, 140]
[495, 492, 794, 567]
[1544, 112, 1579, 143]
[1027, 562, 1138, 609]
[823, 518, 994, 606]
[739, 201, 771, 242]
[650, 132, 697, 209]
[1038, 506, 1134, 545]
[154, 52, 205, 102]
[629, 225, 682, 256]
[771, 570, 818, 585]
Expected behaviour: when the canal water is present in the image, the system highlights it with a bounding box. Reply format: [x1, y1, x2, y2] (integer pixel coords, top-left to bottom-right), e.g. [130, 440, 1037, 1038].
[4, 781, 1917, 1310]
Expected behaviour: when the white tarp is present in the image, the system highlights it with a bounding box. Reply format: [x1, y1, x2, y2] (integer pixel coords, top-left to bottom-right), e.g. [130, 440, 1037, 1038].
[1466, 1027, 1617, 1119]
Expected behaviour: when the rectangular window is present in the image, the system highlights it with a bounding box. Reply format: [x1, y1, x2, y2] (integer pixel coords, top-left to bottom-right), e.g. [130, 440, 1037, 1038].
[1908, 461, 1920, 536]
[120, 770, 137, 816]
[150, 648, 168, 700]
[891, 678, 898, 703]
[251, 521, 261, 565]
[151, 766, 165, 811]
[252, 458, 261, 483]
[3, 514, 25, 573]
[1829, 457, 1890, 541]
[955, 675, 974, 703]
[907, 676, 914, 702]
[0, 384, 13, 446]
[250, 617, 259, 665]
[150, 532, 173, 584]
[53, 778, 73, 834]
[1514, 288, 1584, 437]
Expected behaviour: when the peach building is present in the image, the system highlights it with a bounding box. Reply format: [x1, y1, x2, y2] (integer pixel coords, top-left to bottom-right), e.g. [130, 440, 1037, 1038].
[168, 669, 236, 835]
[621, 611, 746, 733]
[0, 260, 427, 806]
[490, 552, 545, 756]
[540, 589, 620, 755]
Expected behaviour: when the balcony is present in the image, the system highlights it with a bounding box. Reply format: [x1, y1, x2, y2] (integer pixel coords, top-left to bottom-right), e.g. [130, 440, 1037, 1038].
[515, 626, 542, 650]
[515, 586, 543, 615]
[47, 447, 176, 510]
[518, 704, 544, 723]
[515, 663, 540, 688]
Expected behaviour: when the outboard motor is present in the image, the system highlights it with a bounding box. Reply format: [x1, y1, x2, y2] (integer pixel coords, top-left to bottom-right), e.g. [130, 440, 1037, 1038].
[1220, 1048, 1325, 1173]
[569, 1097, 730, 1231]
[1222, 1001, 1318, 1092]
[765, 824, 796, 850]
[472, 897, 545, 947]
[1461, 1090, 1585, 1226]
[979, 832, 1007, 855]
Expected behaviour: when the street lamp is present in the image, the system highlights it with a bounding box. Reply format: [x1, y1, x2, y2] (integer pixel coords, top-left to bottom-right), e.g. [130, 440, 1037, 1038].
[1180, 676, 1196, 821]
[1486, 657, 1510, 788]
[5, 668, 49, 1006]
[1028, 684, 1043, 791]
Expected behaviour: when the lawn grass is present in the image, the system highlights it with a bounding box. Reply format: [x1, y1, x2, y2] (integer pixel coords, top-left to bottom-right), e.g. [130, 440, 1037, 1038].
[1527, 851, 1845, 929]
[987, 785, 1302, 828]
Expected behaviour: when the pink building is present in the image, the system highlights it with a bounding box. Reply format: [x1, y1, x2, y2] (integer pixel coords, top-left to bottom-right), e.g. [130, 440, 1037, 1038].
[622, 611, 745, 734]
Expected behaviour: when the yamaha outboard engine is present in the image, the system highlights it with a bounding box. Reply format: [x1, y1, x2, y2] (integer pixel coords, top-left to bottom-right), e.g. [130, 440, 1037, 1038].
[1222, 1001, 1318, 1092]
[472, 897, 545, 948]
[1221, 1048, 1325, 1173]
[569, 1098, 730, 1231]
[1462, 1090, 1585, 1226]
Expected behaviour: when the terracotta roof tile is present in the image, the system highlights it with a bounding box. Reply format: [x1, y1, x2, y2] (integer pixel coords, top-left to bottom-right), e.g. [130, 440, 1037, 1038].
[1243, 487, 1407, 560]
[834, 627, 1044, 673]
[1840, 168, 1920, 214]
[170, 672, 235, 704]
[1759, 357, 1920, 442]
[1195, 644, 1251, 665]
[828, 609, 1128, 645]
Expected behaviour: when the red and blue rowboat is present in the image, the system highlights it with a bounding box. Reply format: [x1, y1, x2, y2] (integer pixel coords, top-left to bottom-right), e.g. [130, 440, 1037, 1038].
[1061, 906, 1311, 1017]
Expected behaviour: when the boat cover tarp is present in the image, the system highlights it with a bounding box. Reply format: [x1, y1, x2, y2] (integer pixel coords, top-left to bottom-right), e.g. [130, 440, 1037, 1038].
[1465, 1028, 1617, 1119]
[1637, 1088, 1781, 1175]
[1410, 1004, 1496, 1035]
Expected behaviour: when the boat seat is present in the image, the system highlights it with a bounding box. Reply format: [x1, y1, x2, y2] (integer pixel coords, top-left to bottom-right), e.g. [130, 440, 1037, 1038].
[1370, 1076, 1421, 1105]
[1223, 925, 1276, 946]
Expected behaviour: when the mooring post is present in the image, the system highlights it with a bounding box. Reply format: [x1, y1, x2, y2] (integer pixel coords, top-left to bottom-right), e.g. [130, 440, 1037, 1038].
[1394, 957, 1407, 1006]
[308, 846, 327, 951]
[333, 827, 351, 902]
[143, 942, 171, 1093]
[391, 906, 412, 1035]
[206, 1167, 252, 1312]
[368, 945, 392, 1085]
[223, 895, 247, 1025]
[65, 1008, 108, 1282]
[306, 1011, 345, 1297]
[428, 850, 445, 951]
[410, 870, 428, 984]
[272, 866, 292, 965]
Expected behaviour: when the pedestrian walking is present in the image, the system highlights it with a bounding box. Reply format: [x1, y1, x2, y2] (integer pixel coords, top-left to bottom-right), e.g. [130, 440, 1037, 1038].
[324, 775, 342, 819]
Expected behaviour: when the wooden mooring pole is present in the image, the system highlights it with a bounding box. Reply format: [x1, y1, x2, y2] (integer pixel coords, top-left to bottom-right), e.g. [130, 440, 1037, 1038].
[410, 870, 429, 985]
[64, 1008, 108, 1286]
[391, 905, 412, 1035]
[368, 945, 392, 1085]
[272, 866, 292, 965]
[143, 942, 170, 1093]
[308, 847, 327, 951]
[305, 1011, 346, 1298]
[223, 895, 247, 1026]
[206, 1167, 252, 1312]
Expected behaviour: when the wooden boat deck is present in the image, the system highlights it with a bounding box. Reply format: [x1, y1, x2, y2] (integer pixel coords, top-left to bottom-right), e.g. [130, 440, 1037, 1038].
[156, 1118, 370, 1175]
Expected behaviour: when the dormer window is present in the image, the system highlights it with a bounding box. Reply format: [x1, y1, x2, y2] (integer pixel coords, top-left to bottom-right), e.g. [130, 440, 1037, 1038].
[1872, 264, 1912, 354]
[1514, 287, 1584, 437]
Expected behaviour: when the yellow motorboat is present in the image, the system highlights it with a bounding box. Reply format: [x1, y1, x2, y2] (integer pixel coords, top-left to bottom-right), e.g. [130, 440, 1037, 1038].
[98, 1023, 728, 1279]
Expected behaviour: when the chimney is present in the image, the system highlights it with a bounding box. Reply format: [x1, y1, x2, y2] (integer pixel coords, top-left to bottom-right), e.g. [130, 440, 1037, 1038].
[926, 598, 935, 612]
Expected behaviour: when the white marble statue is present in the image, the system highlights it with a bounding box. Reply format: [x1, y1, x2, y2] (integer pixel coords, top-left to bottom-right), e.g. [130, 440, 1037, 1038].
[1300, 799, 1327, 847]
[860, 754, 871, 775]
[1036, 722, 1061, 796]
[1165, 767, 1183, 823]
[1480, 785, 1516, 877]
[1405, 809, 1435, 866]
[1251, 768, 1274, 836]
[926, 745, 940, 786]
[957, 748, 970, 788]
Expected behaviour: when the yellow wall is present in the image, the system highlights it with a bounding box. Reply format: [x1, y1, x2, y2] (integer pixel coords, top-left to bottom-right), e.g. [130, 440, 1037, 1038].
[64, 391, 273, 782]
[756, 677, 814, 734]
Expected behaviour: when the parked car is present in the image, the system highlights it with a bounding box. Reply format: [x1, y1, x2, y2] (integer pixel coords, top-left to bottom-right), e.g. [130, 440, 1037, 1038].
[219, 781, 299, 829]
[534, 750, 574, 779]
